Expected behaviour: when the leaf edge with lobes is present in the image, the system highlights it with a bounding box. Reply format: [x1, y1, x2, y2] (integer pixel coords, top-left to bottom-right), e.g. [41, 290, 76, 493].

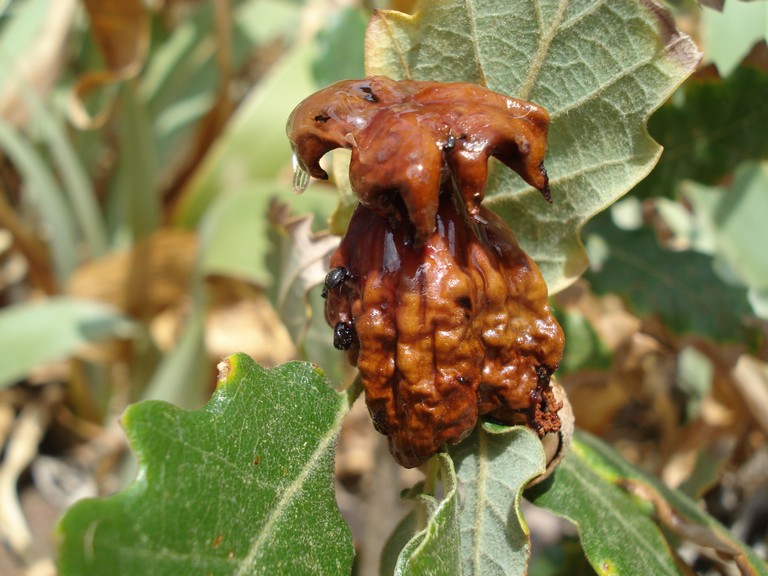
[364, 0, 701, 294]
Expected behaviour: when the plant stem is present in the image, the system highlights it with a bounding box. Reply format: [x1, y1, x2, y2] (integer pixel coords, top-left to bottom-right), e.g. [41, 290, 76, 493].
[0, 184, 57, 294]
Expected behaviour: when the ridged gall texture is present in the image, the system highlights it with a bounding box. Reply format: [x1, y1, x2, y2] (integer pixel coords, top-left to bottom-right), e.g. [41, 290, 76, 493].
[324, 194, 564, 468]
[287, 76, 551, 243]
[289, 77, 563, 468]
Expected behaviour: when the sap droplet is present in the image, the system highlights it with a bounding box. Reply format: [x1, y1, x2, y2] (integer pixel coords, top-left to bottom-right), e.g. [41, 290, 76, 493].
[292, 153, 311, 194]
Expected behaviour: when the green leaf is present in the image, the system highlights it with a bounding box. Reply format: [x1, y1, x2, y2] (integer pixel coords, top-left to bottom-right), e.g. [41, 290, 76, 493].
[366, 0, 700, 293]
[683, 161, 768, 319]
[142, 1, 300, 175]
[382, 427, 548, 576]
[141, 4, 219, 169]
[0, 119, 78, 282]
[450, 425, 547, 576]
[635, 65, 768, 200]
[553, 308, 612, 375]
[528, 432, 685, 576]
[583, 209, 753, 342]
[312, 7, 368, 86]
[381, 508, 419, 576]
[701, 0, 768, 77]
[0, 297, 135, 388]
[171, 42, 317, 227]
[24, 88, 108, 258]
[530, 430, 768, 576]
[199, 182, 334, 286]
[109, 81, 159, 241]
[394, 454, 462, 576]
[58, 355, 355, 576]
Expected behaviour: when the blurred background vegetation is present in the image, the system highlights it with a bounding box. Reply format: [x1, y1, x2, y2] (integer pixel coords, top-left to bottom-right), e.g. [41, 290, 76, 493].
[0, 0, 766, 574]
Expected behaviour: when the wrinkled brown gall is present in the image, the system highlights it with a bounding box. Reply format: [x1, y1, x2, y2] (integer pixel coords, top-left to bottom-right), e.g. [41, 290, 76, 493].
[324, 193, 564, 468]
[287, 76, 551, 243]
[289, 77, 564, 468]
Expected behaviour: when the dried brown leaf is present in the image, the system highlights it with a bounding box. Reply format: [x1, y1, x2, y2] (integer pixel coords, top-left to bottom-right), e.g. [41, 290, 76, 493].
[0, 0, 77, 126]
[81, 0, 149, 74]
[528, 378, 574, 487]
[267, 200, 339, 345]
[205, 285, 295, 366]
[69, 0, 150, 128]
[732, 355, 768, 435]
[67, 229, 197, 318]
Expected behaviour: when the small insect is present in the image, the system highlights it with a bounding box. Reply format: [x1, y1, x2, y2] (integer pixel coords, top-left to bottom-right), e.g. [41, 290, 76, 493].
[321, 266, 351, 298]
[333, 321, 355, 350]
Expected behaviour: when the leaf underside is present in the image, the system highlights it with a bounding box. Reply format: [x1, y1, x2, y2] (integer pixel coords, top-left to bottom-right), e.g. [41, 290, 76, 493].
[382, 426, 546, 576]
[450, 425, 547, 576]
[366, 0, 700, 293]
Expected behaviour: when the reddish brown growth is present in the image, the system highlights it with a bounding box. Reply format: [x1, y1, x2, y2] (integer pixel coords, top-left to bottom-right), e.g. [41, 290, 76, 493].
[287, 76, 551, 244]
[288, 77, 564, 468]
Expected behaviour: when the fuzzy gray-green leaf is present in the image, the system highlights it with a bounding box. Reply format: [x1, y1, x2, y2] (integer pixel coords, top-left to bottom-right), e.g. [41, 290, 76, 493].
[450, 425, 546, 576]
[366, 0, 700, 293]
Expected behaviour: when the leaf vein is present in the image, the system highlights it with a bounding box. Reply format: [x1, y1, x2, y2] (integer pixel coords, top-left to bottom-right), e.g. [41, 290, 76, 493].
[233, 395, 347, 575]
[519, 0, 571, 99]
[471, 429, 488, 574]
[558, 0, 610, 31]
[463, 0, 488, 86]
[564, 457, 680, 573]
[550, 58, 666, 122]
[384, 12, 412, 79]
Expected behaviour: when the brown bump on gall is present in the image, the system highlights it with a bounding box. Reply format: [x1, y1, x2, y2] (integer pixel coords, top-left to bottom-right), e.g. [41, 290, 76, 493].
[527, 379, 574, 487]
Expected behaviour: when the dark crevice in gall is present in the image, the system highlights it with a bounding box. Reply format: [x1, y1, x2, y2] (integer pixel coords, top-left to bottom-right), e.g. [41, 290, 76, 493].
[359, 85, 377, 102]
[456, 296, 472, 310]
[536, 364, 552, 385]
